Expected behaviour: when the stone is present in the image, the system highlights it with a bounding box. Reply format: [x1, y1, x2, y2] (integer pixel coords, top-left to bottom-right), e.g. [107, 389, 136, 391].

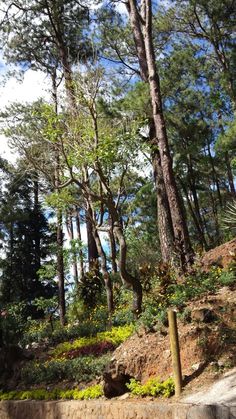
[191, 308, 216, 323]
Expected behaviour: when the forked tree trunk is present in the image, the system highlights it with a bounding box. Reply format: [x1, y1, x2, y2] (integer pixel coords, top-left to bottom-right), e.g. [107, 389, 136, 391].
[126, 1, 175, 266]
[92, 226, 114, 317]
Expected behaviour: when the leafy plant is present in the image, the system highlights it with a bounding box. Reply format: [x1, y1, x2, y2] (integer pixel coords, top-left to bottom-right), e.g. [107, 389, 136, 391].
[21, 354, 110, 385]
[0, 384, 104, 401]
[126, 377, 175, 398]
[51, 324, 135, 357]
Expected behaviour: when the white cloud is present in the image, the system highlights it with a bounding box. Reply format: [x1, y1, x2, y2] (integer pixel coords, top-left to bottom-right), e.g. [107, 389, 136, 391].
[0, 69, 51, 107]
[0, 68, 51, 163]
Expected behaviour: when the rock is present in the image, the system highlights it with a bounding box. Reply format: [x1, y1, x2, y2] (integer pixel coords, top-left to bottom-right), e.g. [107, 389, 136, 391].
[118, 393, 130, 400]
[163, 350, 171, 359]
[191, 308, 216, 323]
[191, 362, 204, 371]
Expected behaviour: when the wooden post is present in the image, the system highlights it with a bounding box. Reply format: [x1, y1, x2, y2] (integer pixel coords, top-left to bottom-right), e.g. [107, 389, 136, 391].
[168, 309, 182, 397]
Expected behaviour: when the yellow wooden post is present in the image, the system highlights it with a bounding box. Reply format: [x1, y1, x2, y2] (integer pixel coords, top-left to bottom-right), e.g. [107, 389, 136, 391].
[168, 309, 182, 397]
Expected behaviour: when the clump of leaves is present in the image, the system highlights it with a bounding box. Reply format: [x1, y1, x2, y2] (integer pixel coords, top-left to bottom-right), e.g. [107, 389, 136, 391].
[0, 384, 103, 401]
[21, 354, 110, 385]
[126, 377, 175, 398]
[56, 341, 115, 360]
[51, 324, 135, 357]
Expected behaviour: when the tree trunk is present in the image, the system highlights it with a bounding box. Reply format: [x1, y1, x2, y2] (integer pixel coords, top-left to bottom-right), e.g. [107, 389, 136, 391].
[33, 177, 41, 272]
[86, 206, 99, 272]
[75, 207, 85, 282]
[152, 147, 174, 263]
[127, 0, 193, 270]
[206, 139, 222, 207]
[56, 208, 66, 326]
[142, 0, 193, 269]
[179, 178, 207, 250]
[225, 151, 236, 196]
[52, 70, 66, 326]
[65, 213, 79, 289]
[92, 225, 114, 317]
[108, 216, 118, 274]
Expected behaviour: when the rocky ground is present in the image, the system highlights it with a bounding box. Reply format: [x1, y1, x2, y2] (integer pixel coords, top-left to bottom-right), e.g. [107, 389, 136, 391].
[103, 238, 236, 398]
[104, 285, 236, 398]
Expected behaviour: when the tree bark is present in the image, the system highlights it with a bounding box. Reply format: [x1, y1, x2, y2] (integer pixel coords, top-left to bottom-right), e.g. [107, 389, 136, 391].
[206, 138, 222, 207]
[225, 151, 236, 195]
[127, 0, 193, 269]
[75, 207, 85, 282]
[65, 213, 79, 289]
[33, 177, 41, 272]
[86, 205, 99, 272]
[108, 216, 118, 274]
[52, 69, 66, 326]
[56, 207, 66, 326]
[92, 225, 114, 317]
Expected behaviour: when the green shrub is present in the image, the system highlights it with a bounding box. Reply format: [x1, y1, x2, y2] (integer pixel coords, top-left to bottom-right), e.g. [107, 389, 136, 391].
[0, 385, 104, 401]
[51, 324, 135, 357]
[126, 377, 175, 398]
[21, 354, 110, 385]
[218, 269, 235, 286]
[73, 384, 103, 400]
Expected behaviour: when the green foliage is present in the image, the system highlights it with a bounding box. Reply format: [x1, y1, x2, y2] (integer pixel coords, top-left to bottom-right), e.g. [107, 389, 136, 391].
[0, 384, 103, 401]
[126, 377, 175, 398]
[218, 269, 235, 286]
[221, 201, 236, 235]
[21, 354, 110, 385]
[51, 324, 135, 357]
[0, 302, 26, 345]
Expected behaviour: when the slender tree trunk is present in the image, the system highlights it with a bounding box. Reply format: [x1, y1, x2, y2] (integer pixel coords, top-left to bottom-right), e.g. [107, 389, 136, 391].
[33, 177, 41, 272]
[152, 149, 174, 263]
[92, 226, 114, 317]
[84, 183, 114, 318]
[180, 178, 207, 249]
[89, 102, 143, 315]
[127, 0, 193, 270]
[65, 213, 79, 289]
[143, 0, 193, 268]
[225, 152, 235, 196]
[206, 139, 222, 207]
[108, 216, 118, 274]
[105, 193, 142, 316]
[186, 156, 207, 248]
[218, 113, 235, 196]
[56, 208, 66, 326]
[86, 206, 99, 272]
[75, 207, 85, 282]
[52, 70, 66, 326]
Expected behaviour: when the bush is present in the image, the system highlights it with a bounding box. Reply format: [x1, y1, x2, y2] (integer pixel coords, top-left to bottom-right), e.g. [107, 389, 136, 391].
[21, 354, 110, 385]
[126, 377, 175, 398]
[0, 384, 104, 401]
[51, 324, 135, 357]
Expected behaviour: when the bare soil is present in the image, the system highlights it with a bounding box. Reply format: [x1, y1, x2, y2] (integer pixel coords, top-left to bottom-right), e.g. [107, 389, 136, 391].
[201, 238, 236, 271]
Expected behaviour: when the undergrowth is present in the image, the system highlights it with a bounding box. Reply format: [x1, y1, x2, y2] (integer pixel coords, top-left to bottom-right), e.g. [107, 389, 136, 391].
[0, 384, 103, 401]
[126, 377, 175, 398]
